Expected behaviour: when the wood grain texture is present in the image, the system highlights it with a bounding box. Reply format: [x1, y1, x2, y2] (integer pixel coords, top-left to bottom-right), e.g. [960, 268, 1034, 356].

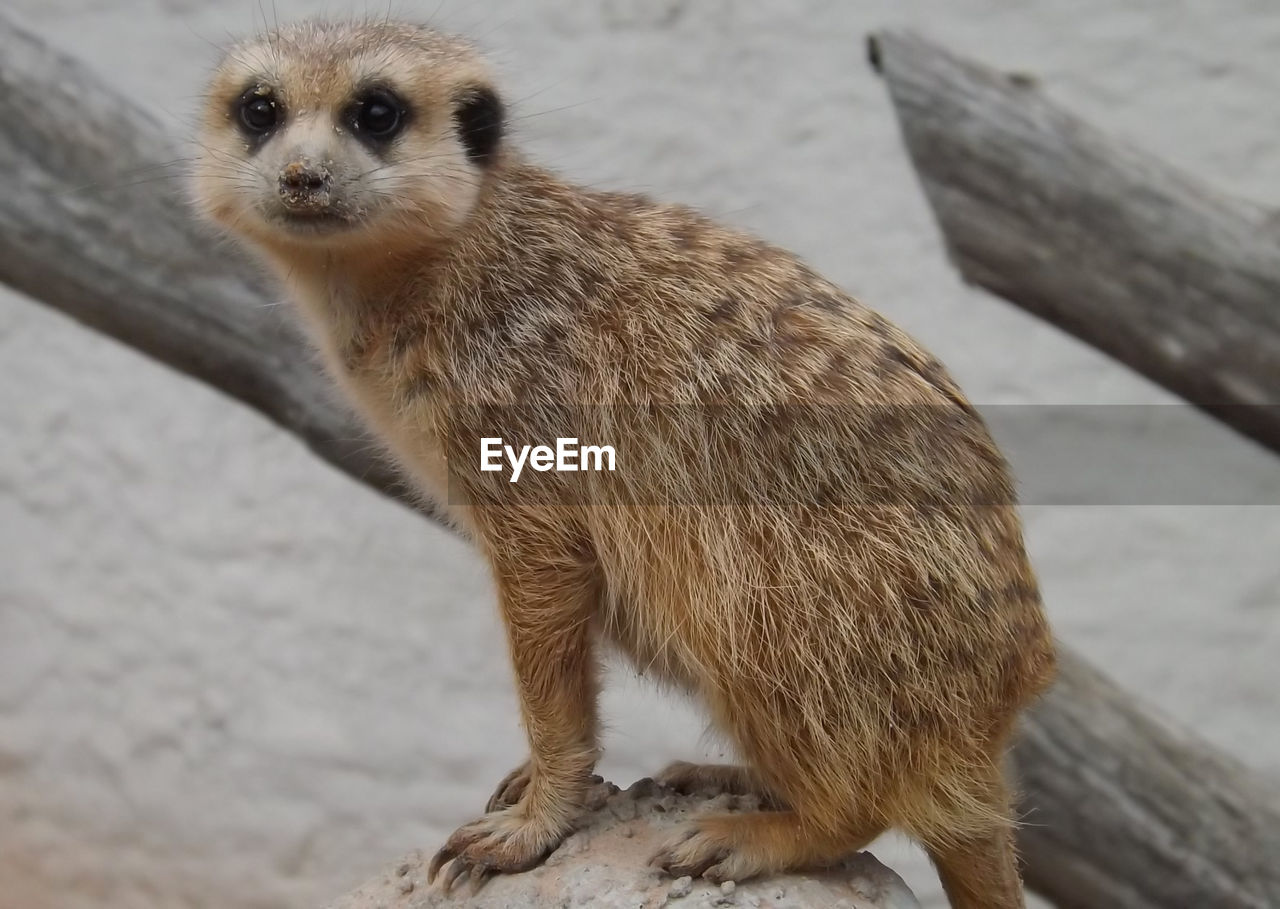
[872, 29, 1280, 455]
[1016, 650, 1280, 908]
[3, 10, 1278, 906]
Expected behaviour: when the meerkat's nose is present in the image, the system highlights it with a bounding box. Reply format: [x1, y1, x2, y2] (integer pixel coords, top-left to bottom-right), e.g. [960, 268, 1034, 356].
[278, 159, 333, 209]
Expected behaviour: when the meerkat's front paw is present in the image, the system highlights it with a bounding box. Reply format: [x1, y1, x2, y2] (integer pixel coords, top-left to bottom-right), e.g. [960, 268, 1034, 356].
[485, 761, 533, 813]
[487, 761, 605, 815]
[427, 808, 566, 894]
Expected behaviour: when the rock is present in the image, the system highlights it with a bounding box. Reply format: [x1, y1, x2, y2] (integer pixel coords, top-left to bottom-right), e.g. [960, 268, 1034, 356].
[324, 778, 920, 909]
[668, 875, 693, 899]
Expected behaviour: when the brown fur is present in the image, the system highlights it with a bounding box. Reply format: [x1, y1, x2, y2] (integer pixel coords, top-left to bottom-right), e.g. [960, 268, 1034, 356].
[193, 20, 1056, 906]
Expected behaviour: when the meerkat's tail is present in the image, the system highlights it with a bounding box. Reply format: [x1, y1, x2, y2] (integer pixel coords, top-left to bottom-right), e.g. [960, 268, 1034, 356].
[921, 788, 1029, 909]
[925, 824, 1025, 909]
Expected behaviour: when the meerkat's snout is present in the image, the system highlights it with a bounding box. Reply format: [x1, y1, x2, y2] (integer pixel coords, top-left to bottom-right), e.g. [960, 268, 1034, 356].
[257, 107, 360, 232]
[278, 158, 334, 212]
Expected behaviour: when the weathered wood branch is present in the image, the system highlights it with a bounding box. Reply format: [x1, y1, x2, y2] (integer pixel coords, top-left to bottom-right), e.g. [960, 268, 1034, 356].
[1014, 650, 1280, 908]
[3, 9, 1279, 907]
[871, 29, 1280, 455]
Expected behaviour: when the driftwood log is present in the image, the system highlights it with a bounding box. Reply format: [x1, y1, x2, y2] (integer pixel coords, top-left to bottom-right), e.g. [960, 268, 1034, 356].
[3, 8, 1279, 907]
[1015, 650, 1280, 908]
[869, 29, 1280, 456]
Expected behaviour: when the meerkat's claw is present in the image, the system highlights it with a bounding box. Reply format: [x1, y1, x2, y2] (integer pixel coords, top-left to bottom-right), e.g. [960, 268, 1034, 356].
[651, 823, 732, 879]
[467, 862, 493, 894]
[429, 809, 562, 894]
[426, 842, 456, 884]
[441, 856, 474, 894]
[485, 761, 532, 813]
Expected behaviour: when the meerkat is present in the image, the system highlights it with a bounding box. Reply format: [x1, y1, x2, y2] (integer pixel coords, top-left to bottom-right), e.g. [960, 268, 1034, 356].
[192, 20, 1055, 908]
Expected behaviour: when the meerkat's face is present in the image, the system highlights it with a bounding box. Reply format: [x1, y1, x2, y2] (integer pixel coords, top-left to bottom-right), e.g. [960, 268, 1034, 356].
[192, 21, 504, 252]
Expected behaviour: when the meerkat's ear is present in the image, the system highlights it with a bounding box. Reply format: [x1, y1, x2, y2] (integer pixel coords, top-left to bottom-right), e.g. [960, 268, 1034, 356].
[454, 86, 504, 166]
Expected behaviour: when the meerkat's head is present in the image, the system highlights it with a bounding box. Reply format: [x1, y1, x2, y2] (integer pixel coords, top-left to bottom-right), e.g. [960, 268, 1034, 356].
[192, 20, 504, 253]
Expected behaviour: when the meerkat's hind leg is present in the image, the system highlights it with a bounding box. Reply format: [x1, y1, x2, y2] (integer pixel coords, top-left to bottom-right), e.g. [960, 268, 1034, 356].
[655, 761, 785, 807]
[652, 808, 884, 883]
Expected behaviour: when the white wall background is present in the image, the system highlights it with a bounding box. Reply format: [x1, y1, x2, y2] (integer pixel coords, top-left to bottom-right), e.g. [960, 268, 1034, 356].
[3, 1, 1279, 907]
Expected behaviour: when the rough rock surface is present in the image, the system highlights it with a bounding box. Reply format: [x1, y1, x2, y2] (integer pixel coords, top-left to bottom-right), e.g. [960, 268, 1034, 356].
[327, 779, 920, 909]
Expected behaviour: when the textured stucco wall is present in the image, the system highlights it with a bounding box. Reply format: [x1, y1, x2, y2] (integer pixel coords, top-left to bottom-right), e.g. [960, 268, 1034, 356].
[2, 2, 1279, 907]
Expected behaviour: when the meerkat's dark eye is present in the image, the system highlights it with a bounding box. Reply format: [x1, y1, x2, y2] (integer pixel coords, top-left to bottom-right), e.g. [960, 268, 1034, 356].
[454, 86, 504, 166]
[351, 88, 407, 141]
[237, 88, 281, 135]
